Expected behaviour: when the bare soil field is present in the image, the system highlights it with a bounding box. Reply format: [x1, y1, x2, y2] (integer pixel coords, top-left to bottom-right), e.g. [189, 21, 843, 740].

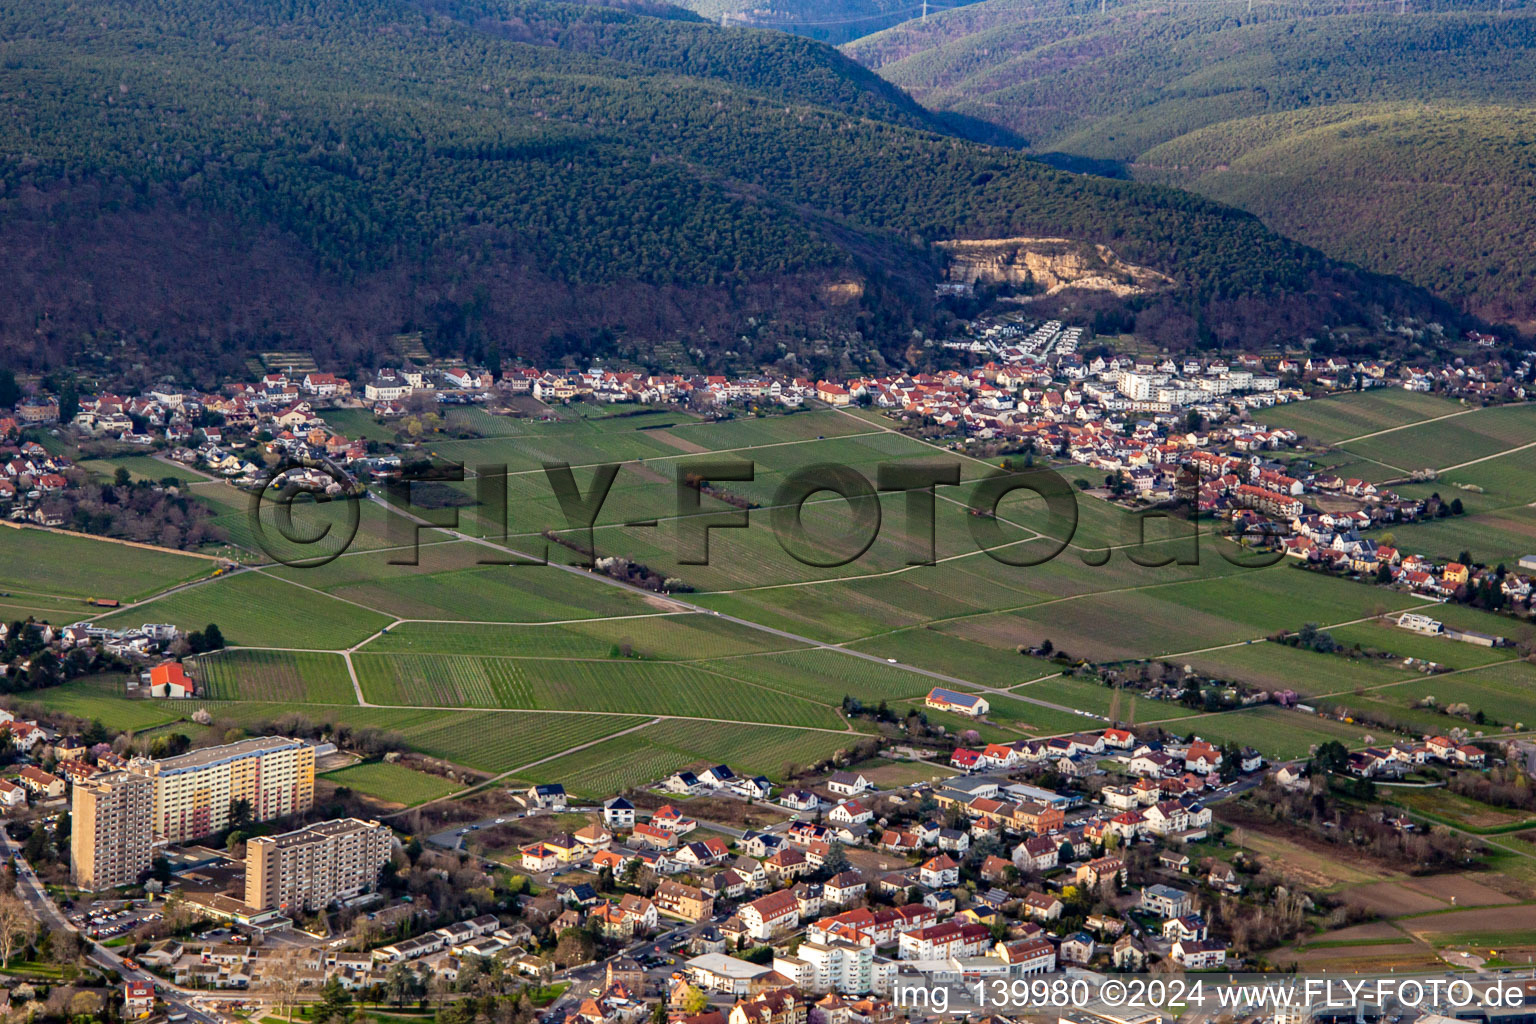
[1345, 881, 1448, 917]
[1290, 945, 1444, 973]
[1399, 874, 1516, 907]
[846, 846, 916, 879]
[646, 430, 710, 454]
[1397, 903, 1536, 940]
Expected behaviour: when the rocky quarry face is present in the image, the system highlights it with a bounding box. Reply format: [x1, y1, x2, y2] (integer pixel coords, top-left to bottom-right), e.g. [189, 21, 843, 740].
[935, 237, 1176, 296]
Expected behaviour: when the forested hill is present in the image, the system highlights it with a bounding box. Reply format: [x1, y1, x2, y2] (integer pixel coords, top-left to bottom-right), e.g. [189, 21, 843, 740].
[845, 0, 1536, 327]
[0, 0, 1452, 378]
[651, 0, 987, 47]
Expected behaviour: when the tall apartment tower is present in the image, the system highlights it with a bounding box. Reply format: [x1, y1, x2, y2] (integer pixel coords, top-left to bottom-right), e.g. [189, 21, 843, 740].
[245, 818, 393, 913]
[71, 770, 154, 891]
[130, 736, 315, 843]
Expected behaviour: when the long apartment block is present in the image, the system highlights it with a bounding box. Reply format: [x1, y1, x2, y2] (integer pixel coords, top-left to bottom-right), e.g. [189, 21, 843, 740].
[130, 736, 315, 843]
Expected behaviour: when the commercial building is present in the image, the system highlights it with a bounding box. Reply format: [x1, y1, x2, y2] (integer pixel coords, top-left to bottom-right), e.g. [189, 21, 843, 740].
[71, 770, 154, 890]
[131, 736, 315, 843]
[246, 818, 392, 913]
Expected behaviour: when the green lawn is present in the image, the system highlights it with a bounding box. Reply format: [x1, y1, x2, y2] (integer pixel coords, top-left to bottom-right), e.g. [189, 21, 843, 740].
[14, 675, 184, 732]
[321, 760, 462, 805]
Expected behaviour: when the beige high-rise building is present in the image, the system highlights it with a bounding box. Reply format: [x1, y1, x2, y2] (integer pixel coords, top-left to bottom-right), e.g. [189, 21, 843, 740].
[71, 770, 154, 891]
[245, 818, 393, 913]
[130, 736, 315, 844]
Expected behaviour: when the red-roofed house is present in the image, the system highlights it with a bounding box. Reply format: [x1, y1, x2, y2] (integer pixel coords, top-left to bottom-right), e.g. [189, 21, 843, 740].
[124, 981, 156, 1017]
[148, 662, 194, 699]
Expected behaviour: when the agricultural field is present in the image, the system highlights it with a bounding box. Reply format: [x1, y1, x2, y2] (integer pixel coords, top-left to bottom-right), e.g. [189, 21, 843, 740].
[1257, 390, 1465, 445]
[1352, 660, 1536, 734]
[1390, 789, 1536, 833]
[297, 560, 657, 624]
[193, 482, 428, 562]
[0, 526, 214, 603]
[21, 401, 1536, 795]
[1178, 638, 1424, 697]
[320, 761, 463, 806]
[1011, 676, 1204, 725]
[524, 717, 865, 797]
[79, 455, 207, 486]
[1167, 705, 1380, 760]
[351, 653, 847, 728]
[358, 612, 805, 660]
[14, 674, 185, 732]
[976, 691, 1116, 735]
[934, 565, 1427, 664]
[164, 699, 645, 775]
[1326, 620, 1520, 671]
[194, 649, 357, 704]
[848, 628, 1058, 688]
[1386, 506, 1536, 566]
[96, 571, 393, 649]
[1337, 403, 1536, 474]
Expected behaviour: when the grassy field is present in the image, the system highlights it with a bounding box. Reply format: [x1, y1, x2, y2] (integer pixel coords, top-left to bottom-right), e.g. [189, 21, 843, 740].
[848, 628, 1058, 689]
[1164, 705, 1380, 759]
[321, 760, 463, 805]
[193, 482, 428, 562]
[13, 675, 185, 732]
[194, 649, 357, 703]
[97, 570, 392, 649]
[933, 565, 1426, 664]
[1391, 789, 1536, 833]
[79, 454, 206, 486]
[1179, 637, 1424, 697]
[1353, 660, 1536, 733]
[19, 407, 1536, 790]
[1387, 505, 1536, 566]
[1012, 676, 1205, 724]
[1325, 620, 1520, 671]
[0, 526, 213, 602]
[1258, 390, 1464, 444]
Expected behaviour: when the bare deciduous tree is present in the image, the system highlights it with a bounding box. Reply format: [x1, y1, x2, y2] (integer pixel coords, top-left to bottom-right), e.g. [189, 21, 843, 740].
[0, 893, 35, 967]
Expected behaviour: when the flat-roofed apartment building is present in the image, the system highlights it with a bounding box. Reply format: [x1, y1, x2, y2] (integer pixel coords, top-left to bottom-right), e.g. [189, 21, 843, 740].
[246, 818, 393, 913]
[131, 736, 315, 843]
[71, 770, 154, 890]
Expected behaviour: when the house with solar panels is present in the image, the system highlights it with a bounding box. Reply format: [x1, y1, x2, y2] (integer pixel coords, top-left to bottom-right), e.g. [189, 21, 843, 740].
[924, 687, 989, 717]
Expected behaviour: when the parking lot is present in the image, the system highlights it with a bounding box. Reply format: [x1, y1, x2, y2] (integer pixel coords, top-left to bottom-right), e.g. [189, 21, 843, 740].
[72, 901, 164, 939]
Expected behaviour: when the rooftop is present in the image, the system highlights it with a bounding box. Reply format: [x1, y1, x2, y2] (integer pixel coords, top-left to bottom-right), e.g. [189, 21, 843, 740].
[145, 735, 306, 774]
